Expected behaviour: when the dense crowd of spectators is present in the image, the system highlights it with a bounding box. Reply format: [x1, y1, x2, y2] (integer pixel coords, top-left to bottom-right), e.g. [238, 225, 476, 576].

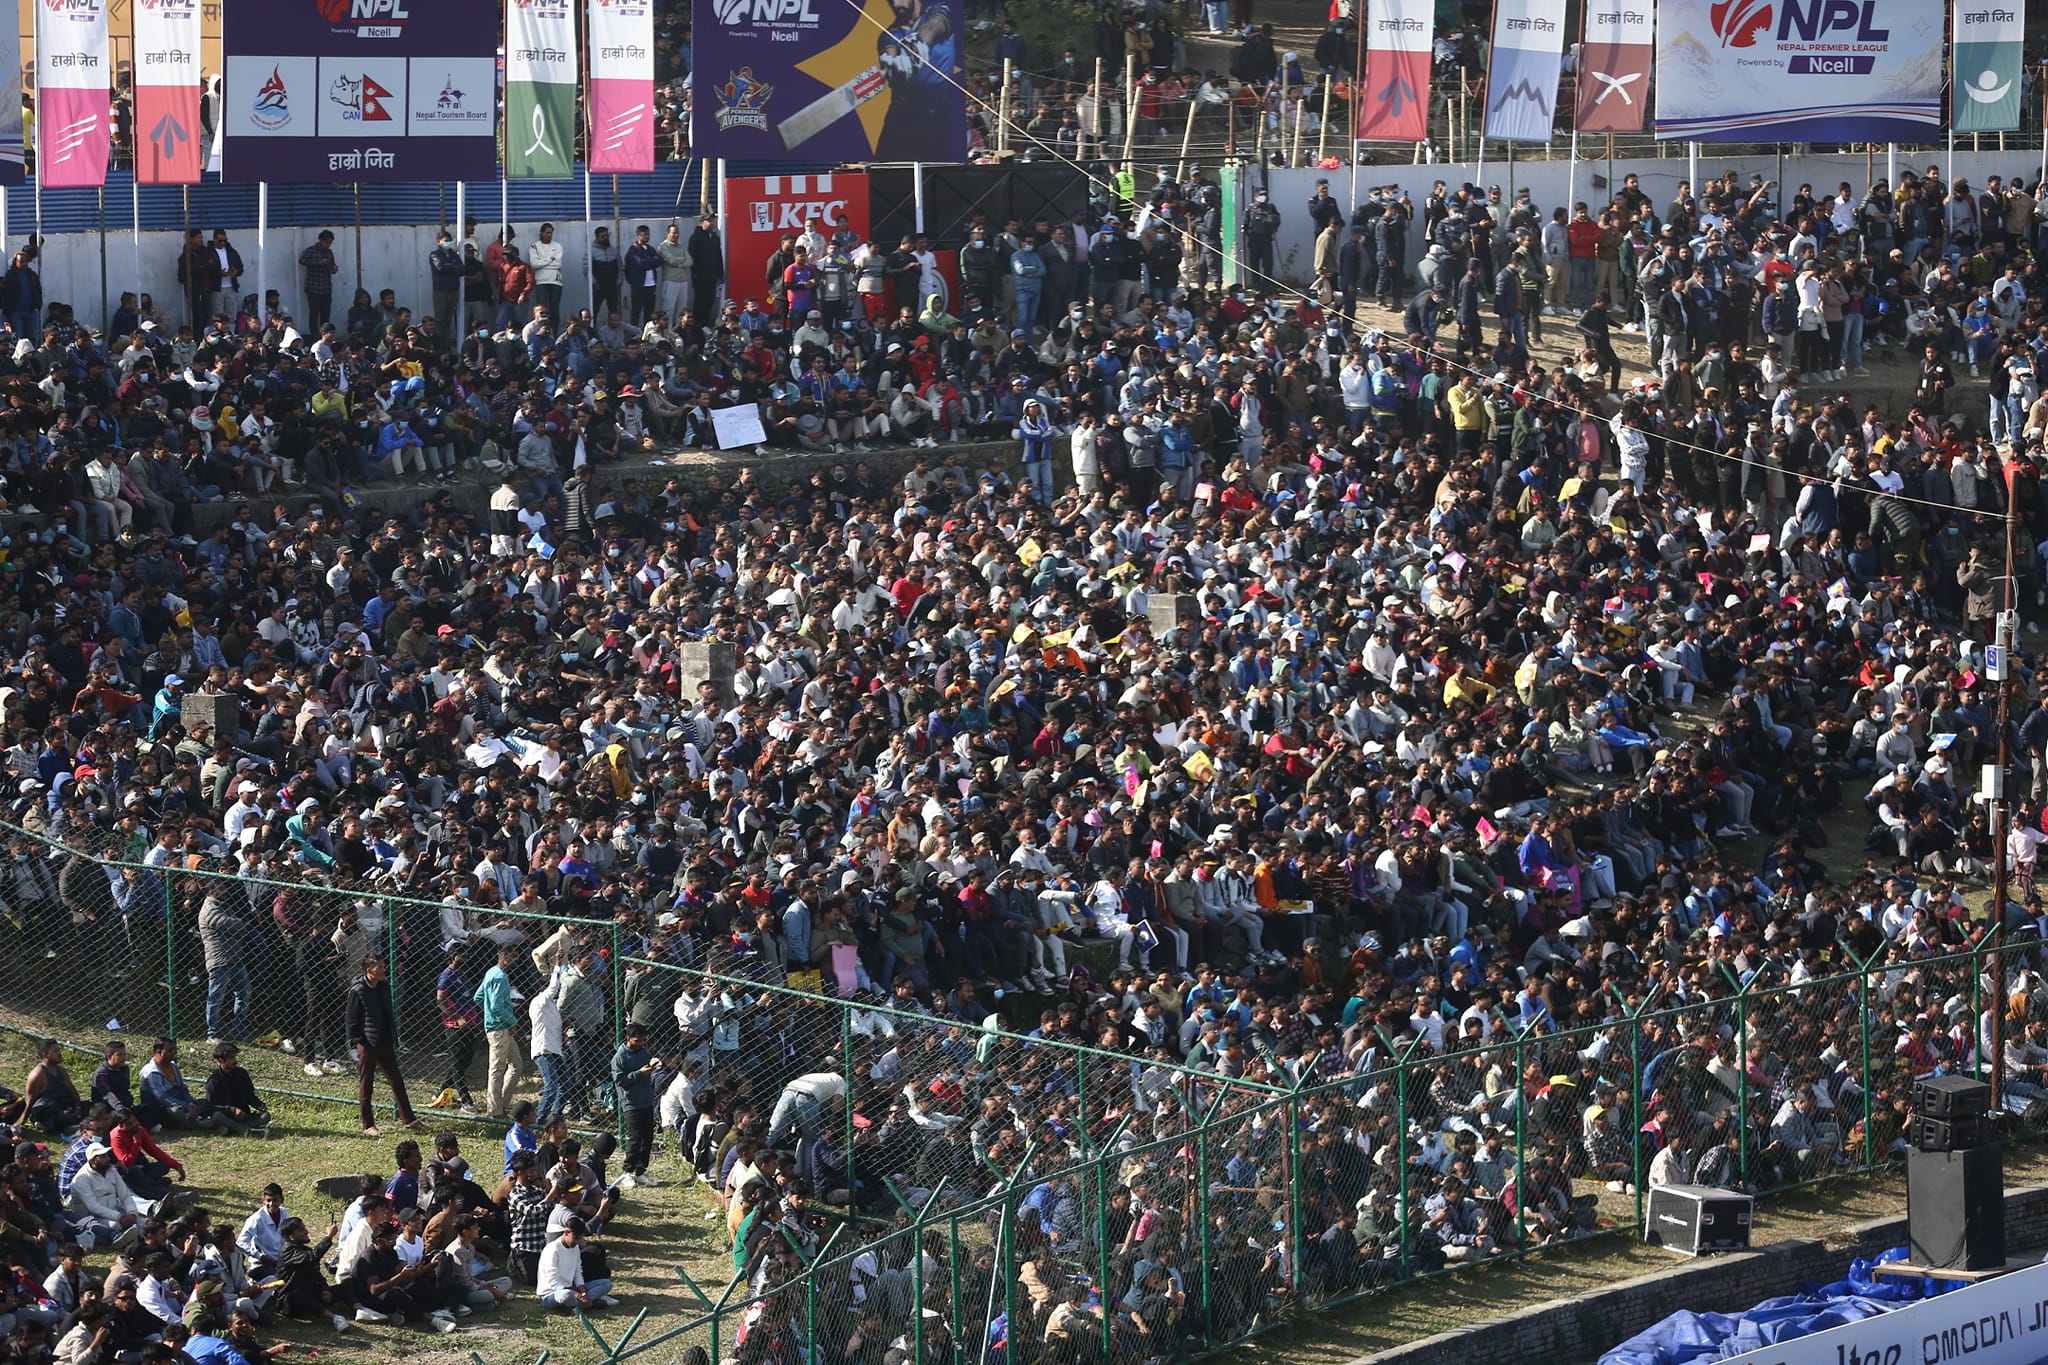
[3, 90, 2048, 1361]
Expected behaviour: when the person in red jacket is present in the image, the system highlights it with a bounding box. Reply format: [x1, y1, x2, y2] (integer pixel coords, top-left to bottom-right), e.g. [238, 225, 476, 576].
[108, 1110, 183, 1203]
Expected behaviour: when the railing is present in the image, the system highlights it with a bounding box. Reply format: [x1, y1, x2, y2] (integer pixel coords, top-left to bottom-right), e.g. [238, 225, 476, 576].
[0, 814, 2035, 1362]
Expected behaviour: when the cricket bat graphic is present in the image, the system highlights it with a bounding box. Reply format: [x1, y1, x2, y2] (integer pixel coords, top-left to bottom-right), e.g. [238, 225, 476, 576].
[776, 65, 889, 150]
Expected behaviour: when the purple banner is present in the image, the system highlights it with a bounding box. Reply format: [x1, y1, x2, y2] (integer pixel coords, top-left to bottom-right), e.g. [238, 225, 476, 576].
[221, 0, 497, 184]
[691, 0, 965, 164]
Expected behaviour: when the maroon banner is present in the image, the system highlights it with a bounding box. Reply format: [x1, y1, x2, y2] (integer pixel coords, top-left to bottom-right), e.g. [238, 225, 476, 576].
[1574, 0, 1653, 134]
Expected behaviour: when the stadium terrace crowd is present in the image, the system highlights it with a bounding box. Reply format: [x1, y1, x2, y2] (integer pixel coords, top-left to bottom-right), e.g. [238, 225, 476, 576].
[2, 140, 2048, 1365]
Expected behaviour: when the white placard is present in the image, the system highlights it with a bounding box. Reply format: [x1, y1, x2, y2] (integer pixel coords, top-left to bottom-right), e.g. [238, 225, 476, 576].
[711, 404, 768, 450]
[1714, 1261, 2048, 1365]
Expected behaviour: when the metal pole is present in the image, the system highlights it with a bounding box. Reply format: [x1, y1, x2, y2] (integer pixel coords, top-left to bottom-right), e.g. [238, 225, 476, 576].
[1992, 480, 2018, 1109]
[455, 181, 467, 336]
[1858, 956, 1874, 1169]
[841, 1005, 856, 1200]
[1475, 136, 1487, 190]
[255, 181, 267, 328]
[1735, 988, 1749, 1187]
[97, 187, 106, 331]
[913, 163, 925, 234]
[130, 181, 141, 330]
[584, 169, 595, 316]
[353, 183, 363, 287]
[999, 59, 1012, 154]
[163, 871, 176, 1039]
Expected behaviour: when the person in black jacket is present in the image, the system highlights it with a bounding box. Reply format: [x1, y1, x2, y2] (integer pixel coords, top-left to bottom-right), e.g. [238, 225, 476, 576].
[345, 955, 417, 1137]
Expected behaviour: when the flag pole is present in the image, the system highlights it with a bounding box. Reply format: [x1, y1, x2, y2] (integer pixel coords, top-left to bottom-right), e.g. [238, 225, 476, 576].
[584, 167, 595, 317]
[456, 180, 467, 333]
[1348, 0, 1363, 207]
[131, 180, 141, 325]
[256, 180, 267, 327]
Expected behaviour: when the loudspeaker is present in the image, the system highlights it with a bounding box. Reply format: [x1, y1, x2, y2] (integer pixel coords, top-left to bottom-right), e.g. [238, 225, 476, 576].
[1914, 1076, 1992, 1119]
[1906, 1144, 2005, 1270]
[1644, 1184, 1753, 1255]
[1911, 1112, 1989, 1152]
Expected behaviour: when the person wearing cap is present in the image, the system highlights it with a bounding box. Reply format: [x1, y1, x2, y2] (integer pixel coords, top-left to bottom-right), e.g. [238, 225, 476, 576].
[66, 1141, 150, 1247]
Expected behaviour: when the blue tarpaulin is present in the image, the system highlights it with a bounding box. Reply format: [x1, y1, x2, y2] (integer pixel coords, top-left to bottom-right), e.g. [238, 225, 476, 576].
[1598, 1247, 1963, 1365]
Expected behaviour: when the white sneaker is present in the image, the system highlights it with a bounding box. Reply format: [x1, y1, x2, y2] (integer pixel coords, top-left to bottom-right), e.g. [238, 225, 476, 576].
[635, 1174, 661, 1187]
[354, 1308, 387, 1324]
[599, 1295, 621, 1308]
[322, 1059, 347, 1075]
[280, 1038, 297, 1055]
[616, 1173, 639, 1189]
[432, 1317, 458, 1334]
[330, 1314, 351, 1333]
[304, 1062, 324, 1077]
[453, 1305, 473, 1317]
[1605, 1180, 1626, 1192]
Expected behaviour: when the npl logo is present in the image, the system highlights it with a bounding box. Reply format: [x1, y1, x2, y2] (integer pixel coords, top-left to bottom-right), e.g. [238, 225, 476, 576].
[1709, 0, 1771, 47]
[1775, 0, 1888, 41]
[716, 0, 819, 23]
[319, 0, 410, 19]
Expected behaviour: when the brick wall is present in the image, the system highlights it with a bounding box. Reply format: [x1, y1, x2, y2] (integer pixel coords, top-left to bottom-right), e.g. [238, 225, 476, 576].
[1344, 1180, 2048, 1365]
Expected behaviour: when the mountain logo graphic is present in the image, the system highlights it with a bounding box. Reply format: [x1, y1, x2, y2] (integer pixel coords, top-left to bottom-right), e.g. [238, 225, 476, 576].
[1710, 0, 1772, 48]
[1489, 77, 1549, 113]
[251, 65, 292, 130]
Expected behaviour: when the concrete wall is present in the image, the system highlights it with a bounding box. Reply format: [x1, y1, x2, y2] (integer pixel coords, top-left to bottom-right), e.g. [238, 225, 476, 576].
[1239, 149, 2043, 296]
[1346, 1178, 2048, 1365]
[28, 217, 664, 337]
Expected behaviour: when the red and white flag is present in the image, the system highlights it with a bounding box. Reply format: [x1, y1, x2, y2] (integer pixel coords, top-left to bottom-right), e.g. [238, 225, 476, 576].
[1356, 0, 1429, 142]
[1575, 0, 1653, 133]
[132, 0, 203, 184]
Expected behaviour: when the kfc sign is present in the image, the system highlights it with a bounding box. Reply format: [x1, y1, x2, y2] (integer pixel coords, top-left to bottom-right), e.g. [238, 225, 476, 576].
[725, 172, 870, 304]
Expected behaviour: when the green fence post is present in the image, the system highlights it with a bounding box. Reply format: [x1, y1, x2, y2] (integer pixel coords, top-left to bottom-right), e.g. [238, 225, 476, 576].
[1858, 953, 1874, 1171]
[163, 867, 177, 1040]
[611, 922, 625, 1141]
[842, 1004, 856, 1200]
[1285, 1055, 1317, 1299]
[1511, 1020, 1528, 1252]
[384, 897, 399, 1055]
[1735, 983, 1750, 1189]
[911, 1185, 928, 1364]
[1195, 1109, 1215, 1347]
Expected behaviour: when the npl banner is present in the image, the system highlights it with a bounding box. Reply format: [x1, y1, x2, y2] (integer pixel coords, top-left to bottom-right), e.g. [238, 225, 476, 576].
[1482, 0, 1565, 141]
[1574, 0, 1652, 133]
[133, 0, 203, 185]
[724, 172, 869, 306]
[1355, 0, 1428, 141]
[36, 0, 110, 189]
[507, 0, 578, 179]
[1953, 0, 2024, 134]
[222, 0, 497, 184]
[690, 0, 966, 164]
[1653, 0, 1941, 142]
[589, 0, 654, 174]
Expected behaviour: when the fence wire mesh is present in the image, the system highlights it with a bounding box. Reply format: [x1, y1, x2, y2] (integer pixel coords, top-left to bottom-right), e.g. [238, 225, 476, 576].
[1, 817, 2045, 1365]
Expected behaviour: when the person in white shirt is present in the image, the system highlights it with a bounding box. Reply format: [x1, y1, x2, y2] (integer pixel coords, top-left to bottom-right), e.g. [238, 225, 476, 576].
[535, 1218, 615, 1310]
[237, 1184, 289, 1273]
[66, 1144, 152, 1247]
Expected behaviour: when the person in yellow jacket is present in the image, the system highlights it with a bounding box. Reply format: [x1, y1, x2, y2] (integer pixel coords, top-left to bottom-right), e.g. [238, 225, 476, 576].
[1446, 371, 1489, 457]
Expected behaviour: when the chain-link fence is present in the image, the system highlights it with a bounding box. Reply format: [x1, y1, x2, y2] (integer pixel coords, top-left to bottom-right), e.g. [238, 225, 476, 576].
[0, 814, 2042, 1363]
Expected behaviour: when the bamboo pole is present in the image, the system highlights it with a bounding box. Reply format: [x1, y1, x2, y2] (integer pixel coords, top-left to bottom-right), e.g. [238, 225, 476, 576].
[999, 59, 1013, 154]
[1124, 53, 1138, 163]
[1316, 75, 1334, 162]
[1176, 97, 1200, 181]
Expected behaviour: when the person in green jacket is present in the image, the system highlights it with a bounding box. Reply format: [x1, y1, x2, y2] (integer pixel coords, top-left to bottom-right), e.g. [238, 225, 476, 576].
[474, 944, 525, 1120]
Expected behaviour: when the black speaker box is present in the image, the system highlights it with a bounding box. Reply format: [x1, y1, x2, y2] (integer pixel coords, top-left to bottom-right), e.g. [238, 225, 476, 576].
[1911, 1112, 1988, 1152]
[1906, 1144, 2005, 1270]
[1914, 1075, 1992, 1119]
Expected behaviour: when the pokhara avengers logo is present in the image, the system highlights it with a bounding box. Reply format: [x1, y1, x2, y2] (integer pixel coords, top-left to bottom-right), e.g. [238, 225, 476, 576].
[1709, 0, 1889, 48]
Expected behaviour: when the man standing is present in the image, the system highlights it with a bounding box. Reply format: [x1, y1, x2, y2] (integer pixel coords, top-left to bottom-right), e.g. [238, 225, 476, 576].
[1313, 218, 1342, 308]
[475, 944, 525, 1121]
[208, 230, 245, 318]
[429, 231, 463, 336]
[297, 230, 337, 330]
[688, 215, 724, 316]
[344, 954, 417, 1138]
[1242, 189, 1281, 285]
[622, 224, 662, 326]
[656, 223, 691, 323]
[176, 229, 214, 329]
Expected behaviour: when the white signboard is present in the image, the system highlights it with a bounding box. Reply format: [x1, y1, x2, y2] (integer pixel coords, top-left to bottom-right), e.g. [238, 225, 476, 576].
[711, 403, 768, 450]
[1717, 1261, 2048, 1365]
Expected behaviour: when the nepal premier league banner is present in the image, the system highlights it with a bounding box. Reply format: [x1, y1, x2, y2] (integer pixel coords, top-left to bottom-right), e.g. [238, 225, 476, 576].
[222, 0, 498, 184]
[1653, 0, 1941, 142]
[691, 0, 965, 163]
